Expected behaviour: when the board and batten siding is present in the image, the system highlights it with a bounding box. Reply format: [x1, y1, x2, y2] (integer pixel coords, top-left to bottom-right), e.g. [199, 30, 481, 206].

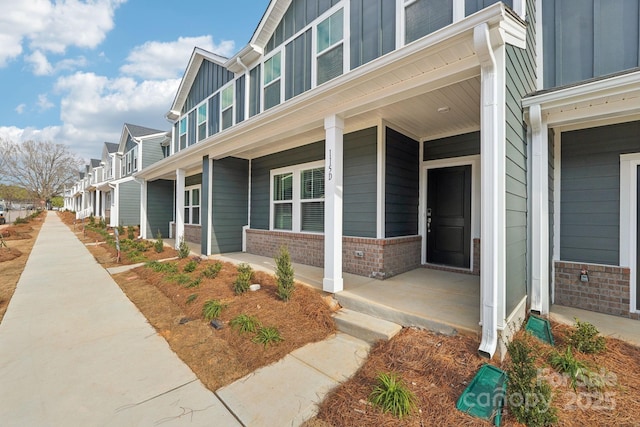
[344, 127, 377, 238]
[142, 137, 165, 169]
[118, 179, 141, 226]
[211, 157, 249, 253]
[504, 0, 536, 316]
[146, 179, 174, 238]
[423, 131, 480, 161]
[385, 127, 419, 238]
[183, 59, 234, 114]
[560, 121, 640, 265]
[250, 141, 325, 230]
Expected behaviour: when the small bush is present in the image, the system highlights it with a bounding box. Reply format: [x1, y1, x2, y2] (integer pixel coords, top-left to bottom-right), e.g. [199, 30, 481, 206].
[117, 224, 125, 235]
[230, 314, 261, 334]
[252, 326, 283, 348]
[568, 319, 606, 354]
[154, 230, 164, 253]
[202, 299, 226, 320]
[168, 273, 192, 286]
[275, 246, 295, 301]
[233, 263, 253, 295]
[369, 372, 416, 419]
[186, 294, 198, 305]
[13, 216, 27, 225]
[549, 346, 593, 390]
[183, 260, 198, 273]
[177, 237, 190, 259]
[126, 249, 145, 263]
[202, 261, 223, 279]
[127, 226, 135, 240]
[88, 215, 95, 226]
[98, 217, 106, 229]
[185, 277, 201, 288]
[145, 261, 178, 273]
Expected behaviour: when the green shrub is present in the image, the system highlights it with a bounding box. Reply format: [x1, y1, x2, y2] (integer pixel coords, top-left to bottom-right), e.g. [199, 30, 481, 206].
[13, 216, 27, 225]
[145, 261, 178, 273]
[568, 319, 606, 354]
[202, 261, 223, 279]
[233, 263, 253, 295]
[275, 246, 295, 301]
[252, 326, 283, 348]
[202, 299, 226, 320]
[185, 277, 201, 288]
[170, 273, 192, 286]
[549, 346, 593, 390]
[186, 294, 198, 305]
[98, 217, 106, 229]
[230, 314, 261, 334]
[127, 225, 135, 240]
[177, 237, 190, 259]
[88, 215, 95, 226]
[369, 372, 416, 419]
[117, 224, 125, 235]
[154, 230, 164, 253]
[506, 337, 557, 427]
[183, 260, 198, 273]
[126, 249, 145, 263]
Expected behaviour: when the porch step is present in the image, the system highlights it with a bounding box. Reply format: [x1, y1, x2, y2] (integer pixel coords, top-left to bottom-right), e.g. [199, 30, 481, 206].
[333, 308, 402, 344]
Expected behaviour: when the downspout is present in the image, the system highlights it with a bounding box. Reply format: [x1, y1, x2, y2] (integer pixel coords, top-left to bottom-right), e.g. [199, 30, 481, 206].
[475, 22, 499, 358]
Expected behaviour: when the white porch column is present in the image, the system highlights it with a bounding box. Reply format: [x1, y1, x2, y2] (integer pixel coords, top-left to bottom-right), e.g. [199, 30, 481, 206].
[139, 179, 148, 239]
[475, 23, 506, 359]
[95, 189, 101, 217]
[175, 168, 185, 249]
[323, 115, 344, 293]
[529, 104, 550, 314]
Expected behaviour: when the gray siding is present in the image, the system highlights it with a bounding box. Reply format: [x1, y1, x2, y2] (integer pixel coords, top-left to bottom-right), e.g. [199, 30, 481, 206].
[465, 0, 512, 16]
[235, 76, 246, 124]
[350, 0, 396, 69]
[185, 173, 202, 187]
[543, 0, 640, 88]
[249, 66, 261, 117]
[504, 0, 536, 316]
[119, 179, 141, 226]
[211, 157, 249, 253]
[142, 137, 164, 169]
[184, 59, 234, 113]
[124, 135, 136, 152]
[285, 28, 312, 100]
[385, 128, 419, 238]
[344, 127, 377, 237]
[208, 93, 220, 137]
[560, 121, 640, 265]
[424, 131, 480, 161]
[146, 179, 174, 238]
[251, 142, 325, 230]
[188, 110, 196, 146]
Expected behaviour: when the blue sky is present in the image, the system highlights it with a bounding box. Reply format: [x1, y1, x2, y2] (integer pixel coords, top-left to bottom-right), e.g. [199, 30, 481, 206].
[0, 0, 270, 161]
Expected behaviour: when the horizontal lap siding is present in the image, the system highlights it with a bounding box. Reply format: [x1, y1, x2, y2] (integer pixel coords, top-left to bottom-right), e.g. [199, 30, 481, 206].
[560, 121, 640, 265]
[344, 127, 377, 237]
[119, 179, 141, 226]
[504, 0, 536, 316]
[185, 173, 202, 187]
[385, 128, 419, 238]
[211, 157, 249, 253]
[146, 179, 174, 238]
[250, 142, 324, 230]
[423, 131, 480, 160]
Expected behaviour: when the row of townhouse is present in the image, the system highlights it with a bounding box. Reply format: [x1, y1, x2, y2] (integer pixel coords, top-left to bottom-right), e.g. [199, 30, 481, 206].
[67, 0, 640, 358]
[64, 124, 170, 230]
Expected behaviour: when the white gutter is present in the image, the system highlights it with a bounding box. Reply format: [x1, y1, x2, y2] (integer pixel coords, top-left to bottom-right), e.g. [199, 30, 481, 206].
[474, 22, 499, 359]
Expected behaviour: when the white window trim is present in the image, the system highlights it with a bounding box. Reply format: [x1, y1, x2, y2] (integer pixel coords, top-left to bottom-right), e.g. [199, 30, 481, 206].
[262, 49, 283, 111]
[220, 82, 235, 129]
[620, 153, 640, 314]
[269, 160, 325, 233]
[314, 7, 346, 86]
[184, 185, 201, 226]
[179, 117, 188, 150]
[132, 147, 138, 172]
[197, 101, 208, 141]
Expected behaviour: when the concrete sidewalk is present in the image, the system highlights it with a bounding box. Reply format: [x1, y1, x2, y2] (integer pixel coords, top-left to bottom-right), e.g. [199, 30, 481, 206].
[0, 212, 370, 426]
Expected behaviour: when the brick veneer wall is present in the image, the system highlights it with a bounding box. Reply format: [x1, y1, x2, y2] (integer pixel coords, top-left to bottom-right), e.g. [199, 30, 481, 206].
[245, 229, 421, 279]
[170, 223, 202, 245]
[555, 261, 639, 320]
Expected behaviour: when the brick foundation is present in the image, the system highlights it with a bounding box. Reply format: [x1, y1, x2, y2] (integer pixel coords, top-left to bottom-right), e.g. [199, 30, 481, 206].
[170, 223, 202, 245]
[245, 229, 421, 279]
[555, 261, 639, 320]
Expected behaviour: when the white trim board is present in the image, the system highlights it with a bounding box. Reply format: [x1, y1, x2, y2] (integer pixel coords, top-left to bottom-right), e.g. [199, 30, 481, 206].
[620, 153, 640, 314]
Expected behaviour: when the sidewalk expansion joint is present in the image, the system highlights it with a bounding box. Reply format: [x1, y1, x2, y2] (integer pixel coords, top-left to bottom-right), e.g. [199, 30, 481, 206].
[214, 390, 247, 427]
[115, 379, 199, 412]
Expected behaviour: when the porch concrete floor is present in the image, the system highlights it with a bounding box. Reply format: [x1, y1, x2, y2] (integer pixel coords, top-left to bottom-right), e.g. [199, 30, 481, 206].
[211, 252, 481, 337]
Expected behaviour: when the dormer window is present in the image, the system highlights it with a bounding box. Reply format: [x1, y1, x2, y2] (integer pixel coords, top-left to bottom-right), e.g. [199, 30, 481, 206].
[264, 51, 282, 110]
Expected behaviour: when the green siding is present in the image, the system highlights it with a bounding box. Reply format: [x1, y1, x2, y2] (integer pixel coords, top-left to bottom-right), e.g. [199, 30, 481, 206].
[504, 0, 536, 316]
[211, 157, 249, 253]
[350, 0, 396, 69]
[344, 127, 377, 237]
[146, 179, 174, 238]
[424, 131, 480, 161]
[385, 128, 419, 238]
[119, 179, 141, 226]
[251, 142, 325, 230]
[560, 121, 640, 265]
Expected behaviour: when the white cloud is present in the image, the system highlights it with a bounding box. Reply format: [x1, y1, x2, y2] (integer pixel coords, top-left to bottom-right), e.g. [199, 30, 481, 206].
[0, 0, 125, 69]
[15, 104, 26, 114]
[120, 36, 235, 80]
[25, 50, 53, 75]
[37, 94, 54, 111]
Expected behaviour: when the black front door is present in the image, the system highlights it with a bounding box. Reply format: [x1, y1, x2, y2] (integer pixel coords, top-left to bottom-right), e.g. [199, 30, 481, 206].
[427, 165, 471, 269]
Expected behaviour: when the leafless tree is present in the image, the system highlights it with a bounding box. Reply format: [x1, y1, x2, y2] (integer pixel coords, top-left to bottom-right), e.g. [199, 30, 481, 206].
[0, 138, 14, 183]
[4, 140, 84, 203]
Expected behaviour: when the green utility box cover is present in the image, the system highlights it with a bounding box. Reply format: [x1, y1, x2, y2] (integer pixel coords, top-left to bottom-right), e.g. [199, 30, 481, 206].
[456, 364, 507, 426]
[525, 315, 555, 346]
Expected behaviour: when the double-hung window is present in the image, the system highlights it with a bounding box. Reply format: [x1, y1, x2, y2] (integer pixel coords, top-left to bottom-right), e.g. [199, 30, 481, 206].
[271, 161, 324, 233]
[197, 103, 207, 141]
[184, 186, 201, 225]
[316, 8, 344, 85]
[179, 117, 187, 150]
[221, 84, 234, 130]
[126, 151, 132, 174]
[404, 0, 453, 44]
[263, 51, 282, 110]
[132, 148, 138, 172]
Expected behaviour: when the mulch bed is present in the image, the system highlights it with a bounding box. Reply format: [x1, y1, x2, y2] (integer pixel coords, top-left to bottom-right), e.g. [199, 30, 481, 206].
[0, 247, 22, 263]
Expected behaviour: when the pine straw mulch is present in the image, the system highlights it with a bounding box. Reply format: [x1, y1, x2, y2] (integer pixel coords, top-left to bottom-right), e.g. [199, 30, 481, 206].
[312, 320, 640, 427]
[0, 247, 22, 262]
